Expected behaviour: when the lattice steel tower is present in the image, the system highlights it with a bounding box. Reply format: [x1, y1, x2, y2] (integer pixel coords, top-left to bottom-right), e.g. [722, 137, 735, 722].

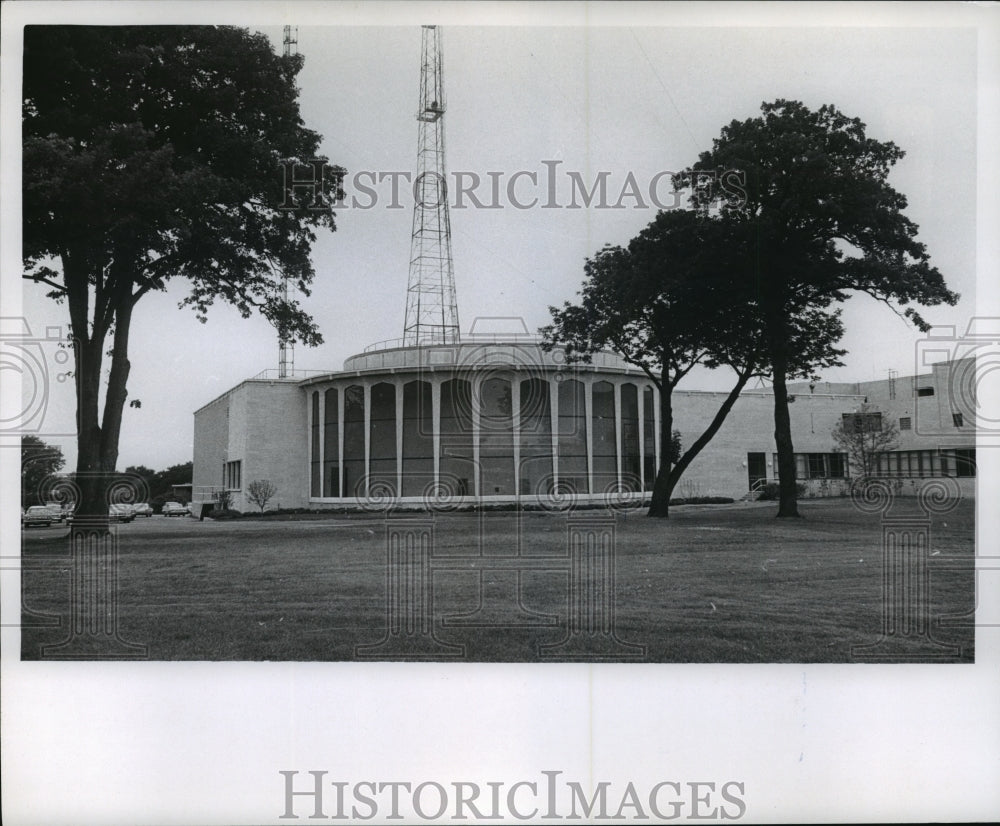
[403, 25, 460, 346]
[278, 24, 299, 377]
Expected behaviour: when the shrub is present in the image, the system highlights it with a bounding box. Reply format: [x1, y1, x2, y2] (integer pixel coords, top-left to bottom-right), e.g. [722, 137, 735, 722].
[757, 482, 805, 501]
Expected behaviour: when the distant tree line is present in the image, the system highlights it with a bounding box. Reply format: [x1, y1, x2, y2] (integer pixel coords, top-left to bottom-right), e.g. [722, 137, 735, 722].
[124, 462, 193, 509]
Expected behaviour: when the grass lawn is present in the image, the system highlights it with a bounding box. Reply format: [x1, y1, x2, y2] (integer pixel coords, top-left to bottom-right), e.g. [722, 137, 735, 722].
[20, 499, 975, 662]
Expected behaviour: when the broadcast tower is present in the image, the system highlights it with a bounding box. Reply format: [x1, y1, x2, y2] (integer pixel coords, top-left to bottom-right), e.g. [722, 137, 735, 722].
[402, 25, 460, 346]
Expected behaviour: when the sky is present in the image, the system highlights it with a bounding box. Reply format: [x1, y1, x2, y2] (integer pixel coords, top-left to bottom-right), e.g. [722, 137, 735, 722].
[8, 5, 985, 473]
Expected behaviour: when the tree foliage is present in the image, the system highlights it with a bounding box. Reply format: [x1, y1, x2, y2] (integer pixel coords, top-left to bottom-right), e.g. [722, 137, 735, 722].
[21, 435, 66, 507]
[542, 208, 844, 517]
[23, 26, 343, 519]
[675, 100, 958, 516]
[125, 461, 192, 503]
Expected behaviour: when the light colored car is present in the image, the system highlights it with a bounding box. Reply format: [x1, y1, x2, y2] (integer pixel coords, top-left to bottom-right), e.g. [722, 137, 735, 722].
[161, 502, 190, 517]
[22, 505, 56, 528]
[132, 503, 153, 517]
[41, 504, 66, 523]
[109, 503, 135, 523]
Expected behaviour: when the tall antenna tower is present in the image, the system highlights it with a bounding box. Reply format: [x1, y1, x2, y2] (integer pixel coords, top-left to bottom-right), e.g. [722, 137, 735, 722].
[278, 24, 299, 378]
[403, 25, 460, 346]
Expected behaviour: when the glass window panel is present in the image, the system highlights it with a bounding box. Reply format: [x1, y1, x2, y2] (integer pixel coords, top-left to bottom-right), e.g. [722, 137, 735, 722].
[621, 383, 640, 491]
[828, 453, 845, 478]
[558, 379, 589, 494]
[402, 381, 434, 497]
[439, 379, 474, 497]
[519, 378, 552, 496]
[310, 392, 320, 497]
[323, 388, 339, 497]
[343, 384, 365, 498]
[369, 383, 397, 496]
[479, 377, 515, 495]
[956, 448, 976, 477]
[591, 381, 617, 492]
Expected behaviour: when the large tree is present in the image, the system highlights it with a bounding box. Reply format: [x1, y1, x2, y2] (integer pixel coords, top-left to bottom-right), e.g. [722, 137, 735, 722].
[541, 209, 844, 517]
[23, 26, 343, 520]
[675, 100, 958, 516]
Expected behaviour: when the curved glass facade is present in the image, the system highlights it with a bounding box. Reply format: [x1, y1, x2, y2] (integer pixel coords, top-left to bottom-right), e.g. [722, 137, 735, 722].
[307, 370, 658, 502]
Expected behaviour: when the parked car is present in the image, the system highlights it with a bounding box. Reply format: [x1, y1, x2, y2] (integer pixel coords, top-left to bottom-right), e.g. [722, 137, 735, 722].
[109, 503, 135, 523]
[132, 503, 153, 517]
[41, 504, 66, 523]
[22, 505, 56, 528]
[162, 502, 190, 517]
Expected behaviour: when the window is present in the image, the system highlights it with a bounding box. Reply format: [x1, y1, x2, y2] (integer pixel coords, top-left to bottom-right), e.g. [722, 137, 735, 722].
[842, 411, 882, 434]
[479, 377, 514, 495]
[916, 387, 935, 397]
[591, 381, 617, 492]
[558, 379, 589, 494]
[343, 385, 365, 498]
[402, 381, 433, 497]
[879, 449, 973, 478]
[828, 453, 846, 478]
[899, 417, 912, 431]
[224, 460, 241, 490]
[775, 453, 847, 479]
[620, 383, 641, 492]
[519, 378, 552, 496]
[369, 383, 397, 496]
[807, 453, 826, 478]
[953, 448, 976, 478]
[323, 388, 340, 497]
[440, 379, 474, 496]
[310, 392, 320, 497]
[952, 412, 964, 428]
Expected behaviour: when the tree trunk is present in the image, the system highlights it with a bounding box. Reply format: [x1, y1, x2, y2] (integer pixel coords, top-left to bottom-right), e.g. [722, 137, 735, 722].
[100, 297, 133, 476]
[647, 379, 674, 517]
[74, 337, 108, 522]
[771, 348, 800, 518]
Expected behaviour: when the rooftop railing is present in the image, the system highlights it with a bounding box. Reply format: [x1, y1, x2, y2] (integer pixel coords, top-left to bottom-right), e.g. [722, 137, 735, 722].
[363, 334, 544, 353]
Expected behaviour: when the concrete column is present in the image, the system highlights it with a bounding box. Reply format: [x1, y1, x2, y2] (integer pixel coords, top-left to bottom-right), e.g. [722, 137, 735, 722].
[512, 377, 521, 499]
[307, 391, 315, 499]
[585, 379, 594, 496]
[472, 375, 481, 498]
[363, 383, 371, 498]
[637, 383, 645, 491]
[337, 386, 345, 498]
[432, 379, 442, 490]
[317, 388, 325, 498]
[396, 380, 404, 497]
[550, 377, 560, 492]
[614, 381, 623, 490]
